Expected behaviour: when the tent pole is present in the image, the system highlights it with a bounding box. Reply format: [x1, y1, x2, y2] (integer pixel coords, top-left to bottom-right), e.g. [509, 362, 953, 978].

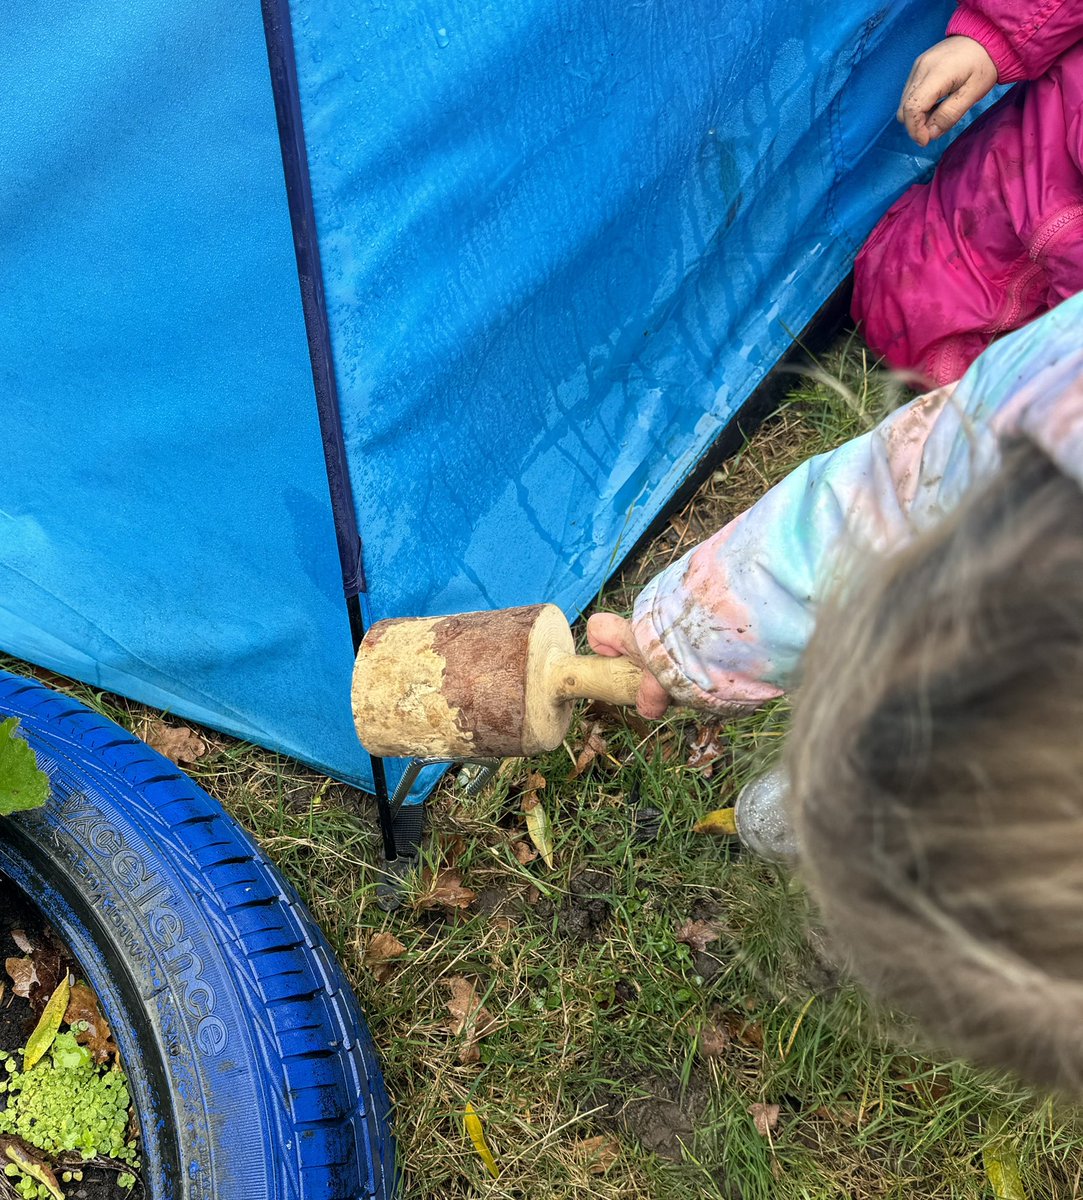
[261, 0, 400, 863]
[347, 596, 398, 862]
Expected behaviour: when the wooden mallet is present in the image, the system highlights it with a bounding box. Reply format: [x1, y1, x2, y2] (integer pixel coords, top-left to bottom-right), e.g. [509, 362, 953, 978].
[352, 604, 642, 759]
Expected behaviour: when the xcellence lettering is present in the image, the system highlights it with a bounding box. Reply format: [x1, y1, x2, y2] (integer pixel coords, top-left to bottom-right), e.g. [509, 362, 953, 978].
[60, 791, 228, 1055]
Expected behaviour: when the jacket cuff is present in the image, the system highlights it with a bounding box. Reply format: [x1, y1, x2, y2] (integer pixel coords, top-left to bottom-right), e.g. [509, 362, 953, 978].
[947, 7, 1027, 82]
[630, 581, 782, 713]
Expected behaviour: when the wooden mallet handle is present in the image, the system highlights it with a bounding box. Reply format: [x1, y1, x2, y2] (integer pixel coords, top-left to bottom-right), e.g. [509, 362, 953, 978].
[352, 604, 644, 759]
[546, 651, 642, 707]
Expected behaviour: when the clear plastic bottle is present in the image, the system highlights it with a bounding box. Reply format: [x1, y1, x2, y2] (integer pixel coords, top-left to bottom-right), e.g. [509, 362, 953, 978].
[733, 761, 797, 863]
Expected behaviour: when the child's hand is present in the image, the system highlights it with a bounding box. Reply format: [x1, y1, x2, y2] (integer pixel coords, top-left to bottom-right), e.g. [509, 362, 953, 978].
[586, 613, 672, 719]
[897, 36, 998, 147]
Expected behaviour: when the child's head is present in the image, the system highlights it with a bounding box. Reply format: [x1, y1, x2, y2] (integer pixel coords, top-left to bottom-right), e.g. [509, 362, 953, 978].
[786, 439, 1083, 1092]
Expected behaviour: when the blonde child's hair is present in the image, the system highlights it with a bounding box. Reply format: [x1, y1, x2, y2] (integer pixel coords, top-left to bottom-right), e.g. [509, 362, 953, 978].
[786, 439, 1083, 1092]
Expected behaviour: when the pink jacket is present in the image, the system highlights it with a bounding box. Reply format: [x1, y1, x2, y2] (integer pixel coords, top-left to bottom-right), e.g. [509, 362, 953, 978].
[631, 291, 1083, 711]
[852, 0, 1083, 386]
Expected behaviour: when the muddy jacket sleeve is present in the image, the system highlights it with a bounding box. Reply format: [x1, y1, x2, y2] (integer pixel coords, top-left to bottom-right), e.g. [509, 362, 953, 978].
[629, 292, 1083, 712]
[947, 0, 1083, 82]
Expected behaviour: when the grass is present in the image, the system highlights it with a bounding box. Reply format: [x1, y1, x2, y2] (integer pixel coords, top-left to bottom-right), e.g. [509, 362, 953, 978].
[4, 335, 1083, 1198]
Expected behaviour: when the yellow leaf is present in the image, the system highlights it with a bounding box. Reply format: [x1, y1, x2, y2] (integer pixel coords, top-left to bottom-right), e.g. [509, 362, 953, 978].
[3, 1144, 64, 1200]
[464, 1100, 499, 1178]
[692, 807, 738, 836]
[983, 1142, 1027, 1200]
[522, 794, 555, 868]
[24, 975, 71, 1072]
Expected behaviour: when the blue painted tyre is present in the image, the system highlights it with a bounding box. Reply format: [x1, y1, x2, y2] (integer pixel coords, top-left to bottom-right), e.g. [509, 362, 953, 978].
[0, 669, 396, 1199]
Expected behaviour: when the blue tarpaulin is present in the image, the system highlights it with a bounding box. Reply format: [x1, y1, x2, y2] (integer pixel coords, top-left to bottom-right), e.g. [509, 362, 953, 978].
[1, 0, 961, 798]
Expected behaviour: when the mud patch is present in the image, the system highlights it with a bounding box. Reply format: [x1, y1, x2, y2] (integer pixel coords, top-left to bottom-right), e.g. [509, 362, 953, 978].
[534, 870, 612, 941]
[589, 1067, 712, 1164]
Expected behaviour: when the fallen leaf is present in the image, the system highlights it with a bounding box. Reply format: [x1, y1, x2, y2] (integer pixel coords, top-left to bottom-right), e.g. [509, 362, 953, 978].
[24, 975, 71, 1071]
[437, 834, 467, 868]
[521, 774, 555, 868]
[444, 976, 497, 1064]
[5, 957, 36, 999]
[0, 1138, 63, 1200]
[575, 1134, 620, 1175]
[417, 868, 477, 912]
[583, 700, 652, 740]
[511, 839, 538, 866]
[692, 807, 738, 836]
[10, 930, 31, 954]
[983, 1142, 1027, 1200]
[748, 1102, 780, 1138]
[524, 885, 542, 907]
[675, 919, 723, 954]
[364, 932, 407, 983]
[146, 722, 208, 765]
[464, 1100, 499, 1178]
[64, 982, 118, 1065]
[698, 1022, 730, 1059]
[720, 1011, 764, 1049]
[0, 719, 49, 817]
[569, 724, 609, 780]
[811, 1104, 857, 1126]
[686, 723, 727, 776]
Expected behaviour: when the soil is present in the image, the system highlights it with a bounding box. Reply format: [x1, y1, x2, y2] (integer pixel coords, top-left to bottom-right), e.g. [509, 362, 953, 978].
[587, 1063, 748, 1191]
[533, 869, 612, 941]
[0, 874, 145, 1200]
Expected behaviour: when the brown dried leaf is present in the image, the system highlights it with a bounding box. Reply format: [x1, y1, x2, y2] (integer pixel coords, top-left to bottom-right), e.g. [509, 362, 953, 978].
[569, 724, 608, 780]
[698, 1022, 730, 1059]
[417, 868, 477, 912]
[721, 1011, 764, 1049]
[511, 839, 538, 866]
[23, 938, 71, 1016]
[524, 886, 542, 907]
[10, 930, 31, 954]
[364, 933, 407, 983]
[5, 957, 36, 999]
[686, 722, 727, 776]
[574, 1134, 620, 1175]
[437, 834, 467, 868]
[583, 700, 652, 740]
[749, 1102, 781, 1138]
[444, 976, 497, 1065]
[675, 919, 723, 954]
[520, 771, 546, 809]
[147, 722, 208, 765]
[64, 982, 118, 1066]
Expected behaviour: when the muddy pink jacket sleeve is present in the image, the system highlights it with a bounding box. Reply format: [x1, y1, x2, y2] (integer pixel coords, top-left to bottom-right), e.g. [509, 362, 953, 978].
[630, 293, 1083, 712]
[947, 0, 1083, 82]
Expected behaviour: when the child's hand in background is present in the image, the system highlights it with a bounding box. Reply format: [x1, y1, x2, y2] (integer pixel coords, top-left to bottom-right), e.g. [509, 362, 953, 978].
[898, 35, 998, 147]
[586, 613, 672, 719]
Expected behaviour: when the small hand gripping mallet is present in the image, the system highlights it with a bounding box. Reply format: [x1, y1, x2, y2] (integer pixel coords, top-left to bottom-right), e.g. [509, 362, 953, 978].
[352, 604, 643, 759]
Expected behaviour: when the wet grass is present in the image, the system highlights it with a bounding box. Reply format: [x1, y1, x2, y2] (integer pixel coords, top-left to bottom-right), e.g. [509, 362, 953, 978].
[4, 338, 1082, 1197]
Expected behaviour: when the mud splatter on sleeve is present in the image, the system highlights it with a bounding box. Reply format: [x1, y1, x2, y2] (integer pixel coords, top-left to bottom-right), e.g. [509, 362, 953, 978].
[631, 384, 972, 709]
[631, 291, 1083, 711]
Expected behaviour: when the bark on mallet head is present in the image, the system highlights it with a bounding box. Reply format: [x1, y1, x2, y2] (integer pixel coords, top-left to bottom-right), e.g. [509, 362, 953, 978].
[352, 604, 642, 759]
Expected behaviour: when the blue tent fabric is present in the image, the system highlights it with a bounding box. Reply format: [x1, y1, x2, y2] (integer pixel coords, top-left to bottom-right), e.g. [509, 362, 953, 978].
[2, 0, 971, 797]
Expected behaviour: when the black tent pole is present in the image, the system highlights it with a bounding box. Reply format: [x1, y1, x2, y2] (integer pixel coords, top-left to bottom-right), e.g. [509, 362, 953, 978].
[347, 597, 398, 863]
[261, 0, 398, 863]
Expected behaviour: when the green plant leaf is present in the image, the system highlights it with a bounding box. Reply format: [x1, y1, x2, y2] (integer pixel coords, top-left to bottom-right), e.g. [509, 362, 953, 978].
[0, 718, 49, 817]
[23, 975, 71, 1072]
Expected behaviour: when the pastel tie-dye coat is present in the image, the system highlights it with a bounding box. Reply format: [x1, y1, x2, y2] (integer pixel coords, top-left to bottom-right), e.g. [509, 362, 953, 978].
[631, 292, 1083, 709]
